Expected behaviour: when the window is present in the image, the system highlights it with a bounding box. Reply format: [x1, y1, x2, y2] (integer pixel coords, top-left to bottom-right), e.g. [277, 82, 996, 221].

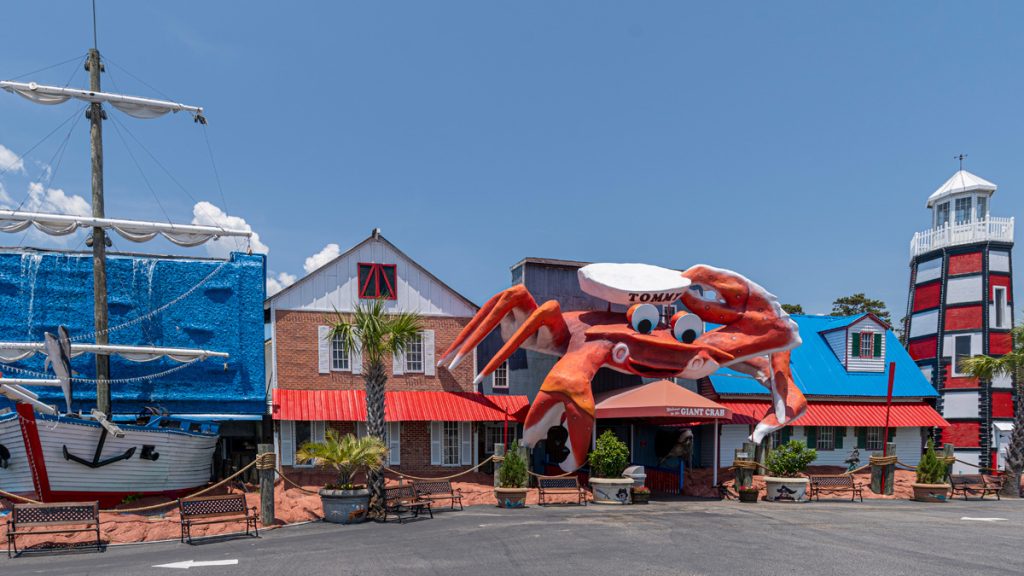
[859, 332, 874, 359]
[955, 197, 972, 225]
[851, 330, 881, 359]
[976, 196, 988, 221]
[484, 424, 514, 454]
[953, 335, 972, 375]
[994, 286, 1007, 328]
[294, 421, 312, 466]
[358, 263, 397, 300]
[865, 427, 884, 451]
[442, 421, 460, 466]
[331, 333, 349, 371]
[935, 202, 950, 227]
[492, 361, 509, 389]
[405, 333, 424, 373]
[816, 426, 834, 451]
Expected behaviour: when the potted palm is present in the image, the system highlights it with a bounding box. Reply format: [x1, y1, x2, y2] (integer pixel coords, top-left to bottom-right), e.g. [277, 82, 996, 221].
[589, 430, 632, 504]
[763, 439, 817, 502]
[912, 439, 950, 503]
[495, 440, 529, 508]
[297, 430, 388, 524]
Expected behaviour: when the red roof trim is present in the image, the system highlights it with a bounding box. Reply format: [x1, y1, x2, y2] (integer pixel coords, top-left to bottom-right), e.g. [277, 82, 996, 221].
[272, 389, 529, 422]
[718, 400, 948, 428]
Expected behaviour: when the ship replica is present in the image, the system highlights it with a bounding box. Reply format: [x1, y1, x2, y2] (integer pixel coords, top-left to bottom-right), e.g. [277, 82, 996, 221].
[0, 35, 252, 506]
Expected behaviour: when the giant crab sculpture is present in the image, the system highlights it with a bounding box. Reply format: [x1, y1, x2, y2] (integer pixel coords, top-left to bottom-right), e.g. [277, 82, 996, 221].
[439, 263, 807, 471]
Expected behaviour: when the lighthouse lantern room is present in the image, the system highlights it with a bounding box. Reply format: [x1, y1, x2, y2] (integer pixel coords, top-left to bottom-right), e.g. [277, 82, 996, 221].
[905, 169, 1015, 474]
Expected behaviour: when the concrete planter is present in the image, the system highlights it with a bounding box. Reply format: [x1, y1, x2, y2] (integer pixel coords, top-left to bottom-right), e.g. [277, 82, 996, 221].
[763, 477, 809, 502]
[911, 483, 950, 503]
[495, 487, 529, 508]
[320, 487, 370, 524]
[590, 478, 632, 504]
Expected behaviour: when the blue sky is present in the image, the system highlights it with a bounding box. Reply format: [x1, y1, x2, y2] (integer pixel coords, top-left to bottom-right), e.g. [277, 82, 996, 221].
[1, 2, 1022, 319]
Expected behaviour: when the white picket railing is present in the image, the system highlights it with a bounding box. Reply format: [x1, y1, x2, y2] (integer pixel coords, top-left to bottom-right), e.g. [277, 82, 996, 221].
[910, 216, 1014, 258]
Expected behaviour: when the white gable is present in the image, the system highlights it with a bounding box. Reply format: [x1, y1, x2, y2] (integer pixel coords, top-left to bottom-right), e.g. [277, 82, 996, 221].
[269, 237, 477, 317]
[845, 316, 886, 373]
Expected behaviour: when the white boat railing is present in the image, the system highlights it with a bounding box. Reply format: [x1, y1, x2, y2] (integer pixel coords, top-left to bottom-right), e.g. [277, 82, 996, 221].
[910, 217, 1014, 258]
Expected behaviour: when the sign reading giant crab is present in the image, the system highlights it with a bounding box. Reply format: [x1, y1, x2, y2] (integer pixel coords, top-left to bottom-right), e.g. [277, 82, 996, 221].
[439, 263, 807, 471]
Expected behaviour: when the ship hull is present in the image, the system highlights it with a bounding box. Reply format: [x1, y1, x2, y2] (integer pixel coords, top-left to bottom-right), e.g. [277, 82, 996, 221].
[1, 404, 217, 507]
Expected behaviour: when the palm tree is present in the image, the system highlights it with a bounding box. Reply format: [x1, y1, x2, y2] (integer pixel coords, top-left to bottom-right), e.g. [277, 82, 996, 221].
[330, 299, 422, 516]
[961, 324, 1024, 497]
[296, 430, 388, 489]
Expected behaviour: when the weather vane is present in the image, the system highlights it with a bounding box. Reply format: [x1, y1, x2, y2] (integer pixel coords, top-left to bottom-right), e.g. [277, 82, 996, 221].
[954, 153, 967, 170]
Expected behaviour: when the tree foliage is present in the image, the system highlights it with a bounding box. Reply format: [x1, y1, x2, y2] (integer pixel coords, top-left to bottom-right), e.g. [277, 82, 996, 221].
[764, 440, 817, 478]
[589, 430, 630, 478]
[781, 304, 804, 315]
[498, 440, 528, 488]
[915, 439, 948, 485]
[296, 430, 387, 490]
[831, 293, 892, 325]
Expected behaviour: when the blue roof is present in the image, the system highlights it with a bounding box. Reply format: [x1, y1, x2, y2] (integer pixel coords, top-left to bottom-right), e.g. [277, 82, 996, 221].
[708, 314, 938, 398]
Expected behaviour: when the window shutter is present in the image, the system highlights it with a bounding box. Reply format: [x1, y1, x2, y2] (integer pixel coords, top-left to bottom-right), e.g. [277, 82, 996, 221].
[317, 326, 331, 374]
[392, 351, 405, 376]
[351, 336, 363, 375]
[851, 333, 860, 357]
[423, 330, 436, 377]
[356, 421, 367, 438]
[388, 422, 401, 466]
[873, 333, 882, 357]
[280, 421, 295, 466]
[312, 421, 326, 443]
[430, 422, 442, 465]
[856, 427, 867, 449]
[887, 428, 896, 443]
[460, 422, 472, 465]
[834, 427, 844, 449]
[781, 426, 791, 444]
[805, 426, 817, 449]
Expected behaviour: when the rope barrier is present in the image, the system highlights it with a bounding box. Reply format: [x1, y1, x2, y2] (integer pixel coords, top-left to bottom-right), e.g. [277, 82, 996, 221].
[527, 460, 589, 479]
[256, 452, 276, 470]
[730, 459, 767, 472]
[99, 459, 257, 513]
[383, 455, 497, 482]
[274, 467, 320, 495]
[0, 488, 43, 505]
[869, 455, 898, 466]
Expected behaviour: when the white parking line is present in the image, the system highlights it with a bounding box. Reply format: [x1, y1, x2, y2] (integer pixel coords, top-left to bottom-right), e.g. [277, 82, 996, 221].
[960, 517, 1007, 522]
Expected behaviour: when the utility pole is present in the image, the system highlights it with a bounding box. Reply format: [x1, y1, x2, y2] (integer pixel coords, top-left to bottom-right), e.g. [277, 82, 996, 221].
[87, 47, 111, 416]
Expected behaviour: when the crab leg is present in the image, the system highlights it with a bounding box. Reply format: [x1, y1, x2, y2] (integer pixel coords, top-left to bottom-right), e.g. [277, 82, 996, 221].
[473, 300, 570, 385]
[730, 352, 807, 444]
[438, 284, 538, 370]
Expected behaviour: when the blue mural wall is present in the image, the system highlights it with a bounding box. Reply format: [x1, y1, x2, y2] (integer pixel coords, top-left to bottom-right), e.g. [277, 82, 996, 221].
[0, 249, 265, 416]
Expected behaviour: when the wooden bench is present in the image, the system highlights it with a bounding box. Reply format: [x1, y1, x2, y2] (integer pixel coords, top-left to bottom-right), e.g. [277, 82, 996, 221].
[178, 494, 259, 544]
[414, 480, 463, 511]
[537, 477, 587, 506]
[383, 485, 433, 524]
[6, 501, 101, 557]
[949, 474, 1004, 500]
[808, 475, 863, 502]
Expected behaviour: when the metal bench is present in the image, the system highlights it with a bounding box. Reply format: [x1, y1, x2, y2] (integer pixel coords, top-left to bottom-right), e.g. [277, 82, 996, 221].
[178, 494, 259, 544]
[949, 474, 1004, 500]
[537, 477, 587, 506]
[808, 475, 863, 502]
[383, 485, 433, 524]
[6, 501, 102, 557]
[413, 480, 463, 511]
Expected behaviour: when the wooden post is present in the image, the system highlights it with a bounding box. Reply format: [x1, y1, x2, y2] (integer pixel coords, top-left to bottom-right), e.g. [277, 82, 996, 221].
[734, 441, 757, 489]
[870, 441, 897, 495]
[258, 443, 274, 527]
[943, 443, 955, 476]
[493, 443, 505, 488]
[87, 47, 111, 416]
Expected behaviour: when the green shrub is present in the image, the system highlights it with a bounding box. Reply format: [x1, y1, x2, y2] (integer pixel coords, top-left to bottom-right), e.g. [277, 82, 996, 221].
[590, 430, 630, 478]
[498, 441, 528, 488]
[765, 440, 818, 478]
[916, 439, 948, 485]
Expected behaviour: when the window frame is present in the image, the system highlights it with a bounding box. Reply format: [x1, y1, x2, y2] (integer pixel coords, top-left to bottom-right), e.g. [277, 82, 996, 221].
[859, 332, 874, 359]
[865, 427, 884, 451]
[357, 263, 398, 300]
[292, 421, 313, 468]
[330, 332, 350, 372]
[816, 426, 835, 451]
[935, 202, 950, 228]
[404, 332, 424, 373]
[483, 423, 515, 455]
[994, 286, 1007, 329]
[954, 196, 972, 225]
[953, 334, 972, 376]
[492, 360, 509, 389]
[442, 421, 461, 466]
[976, 195, 988, 221]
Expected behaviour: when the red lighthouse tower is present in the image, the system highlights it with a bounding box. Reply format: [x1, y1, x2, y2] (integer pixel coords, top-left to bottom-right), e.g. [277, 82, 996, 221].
[904, 169, 1015, 473]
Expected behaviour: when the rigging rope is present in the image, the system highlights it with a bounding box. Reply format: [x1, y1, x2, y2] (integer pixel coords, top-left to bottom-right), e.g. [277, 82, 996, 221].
[8, 54, 87, 81]
[0, 357, 203, 385]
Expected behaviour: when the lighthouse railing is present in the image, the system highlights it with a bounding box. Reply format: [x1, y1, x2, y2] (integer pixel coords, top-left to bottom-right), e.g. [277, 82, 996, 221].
[910, 216, 1014, 258]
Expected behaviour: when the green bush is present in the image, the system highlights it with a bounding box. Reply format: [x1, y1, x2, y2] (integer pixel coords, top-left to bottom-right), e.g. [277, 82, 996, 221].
[498, 441, 528, 488]
[916, 439, 948, 485]
[765, 440, 818, 478]
[590, 430, 630, 478]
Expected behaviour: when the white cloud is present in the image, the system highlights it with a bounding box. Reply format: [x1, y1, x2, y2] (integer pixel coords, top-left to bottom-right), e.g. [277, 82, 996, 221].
[303, 243, 340, 274]
[191, 201, 268, 259]
[19, 182, 91, 216]
[266, 271, 297, 296]
[0, 145, 24, 174]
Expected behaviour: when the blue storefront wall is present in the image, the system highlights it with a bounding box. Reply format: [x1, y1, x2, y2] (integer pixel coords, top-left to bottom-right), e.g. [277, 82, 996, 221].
[0, 249, 265, 416]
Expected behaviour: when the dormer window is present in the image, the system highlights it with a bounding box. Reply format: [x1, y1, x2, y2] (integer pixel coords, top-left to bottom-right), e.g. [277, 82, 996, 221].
[851, 331, 881, 359]
[358, 263, 397, 300]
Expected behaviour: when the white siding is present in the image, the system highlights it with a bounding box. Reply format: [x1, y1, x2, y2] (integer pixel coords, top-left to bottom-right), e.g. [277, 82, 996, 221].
[943, 332, 983, 376]
[919, 365, 934, 382]
[716, 425, 752, 467]
[792, 427, 923, 467]
[845, 317, 886, 373]
[942, 391, 980, 419]
[992, 372, 1013, 389]
[823, 329, 847, 364]
[916, 257, 943, 284]
[951, 451, 980, 475]
[990, 250, 1011, 273]
[270, 237, 477, 317]
[946, 275, 983, 304]
[909, 310, 939, 338]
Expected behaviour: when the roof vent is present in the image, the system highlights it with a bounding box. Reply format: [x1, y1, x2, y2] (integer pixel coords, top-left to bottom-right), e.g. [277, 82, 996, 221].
[372, 228, 381, 239]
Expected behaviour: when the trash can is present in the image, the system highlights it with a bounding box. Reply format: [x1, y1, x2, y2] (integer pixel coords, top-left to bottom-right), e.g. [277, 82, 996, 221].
[623, 465, 647, 488]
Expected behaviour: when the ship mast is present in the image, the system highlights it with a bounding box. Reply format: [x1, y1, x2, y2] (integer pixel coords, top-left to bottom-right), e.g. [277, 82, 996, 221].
[87, 46, 111, 416]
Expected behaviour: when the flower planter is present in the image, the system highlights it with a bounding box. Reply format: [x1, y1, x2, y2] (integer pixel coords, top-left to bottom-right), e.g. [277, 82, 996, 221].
[320, 487, 370, 524]
[495, 487, 529, 508]
[763, 477, 809, 502]
[590, 478, 633, 504]
[738, 489, 760, 503]
[911, 483, 950, 503]
[631, 490, 650, 504]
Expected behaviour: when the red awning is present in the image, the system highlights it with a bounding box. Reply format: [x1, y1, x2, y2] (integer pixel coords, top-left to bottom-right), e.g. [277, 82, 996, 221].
[272, 389, 529, 422]
[595, 380, 731, 421]
[719, 400, 949, 428]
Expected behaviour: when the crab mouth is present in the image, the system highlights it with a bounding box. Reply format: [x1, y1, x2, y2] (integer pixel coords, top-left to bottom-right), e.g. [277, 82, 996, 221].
[626, 358, 682, 378]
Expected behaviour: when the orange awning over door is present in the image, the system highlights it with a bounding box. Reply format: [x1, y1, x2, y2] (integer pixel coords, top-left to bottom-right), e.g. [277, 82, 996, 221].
[594, 379, 732, 421]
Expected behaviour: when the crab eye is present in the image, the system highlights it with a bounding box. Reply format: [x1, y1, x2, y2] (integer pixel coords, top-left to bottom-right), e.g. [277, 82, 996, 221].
[627, 303, 660, 334]
[670, 311, 704, 344]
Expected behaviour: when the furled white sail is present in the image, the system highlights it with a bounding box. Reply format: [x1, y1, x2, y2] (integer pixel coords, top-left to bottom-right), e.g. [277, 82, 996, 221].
[0, 81, 203, 120]
[0, 342, 229, 363]
[0, 210, 250, 246]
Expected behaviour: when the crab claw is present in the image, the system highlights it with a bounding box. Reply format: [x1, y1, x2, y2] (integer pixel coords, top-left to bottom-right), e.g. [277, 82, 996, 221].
[523, 390, 593, 473]
[438, 285, 538, 371]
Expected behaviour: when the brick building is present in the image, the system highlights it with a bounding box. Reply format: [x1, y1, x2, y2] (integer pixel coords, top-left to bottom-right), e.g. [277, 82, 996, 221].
[266, 230, 526, 477]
